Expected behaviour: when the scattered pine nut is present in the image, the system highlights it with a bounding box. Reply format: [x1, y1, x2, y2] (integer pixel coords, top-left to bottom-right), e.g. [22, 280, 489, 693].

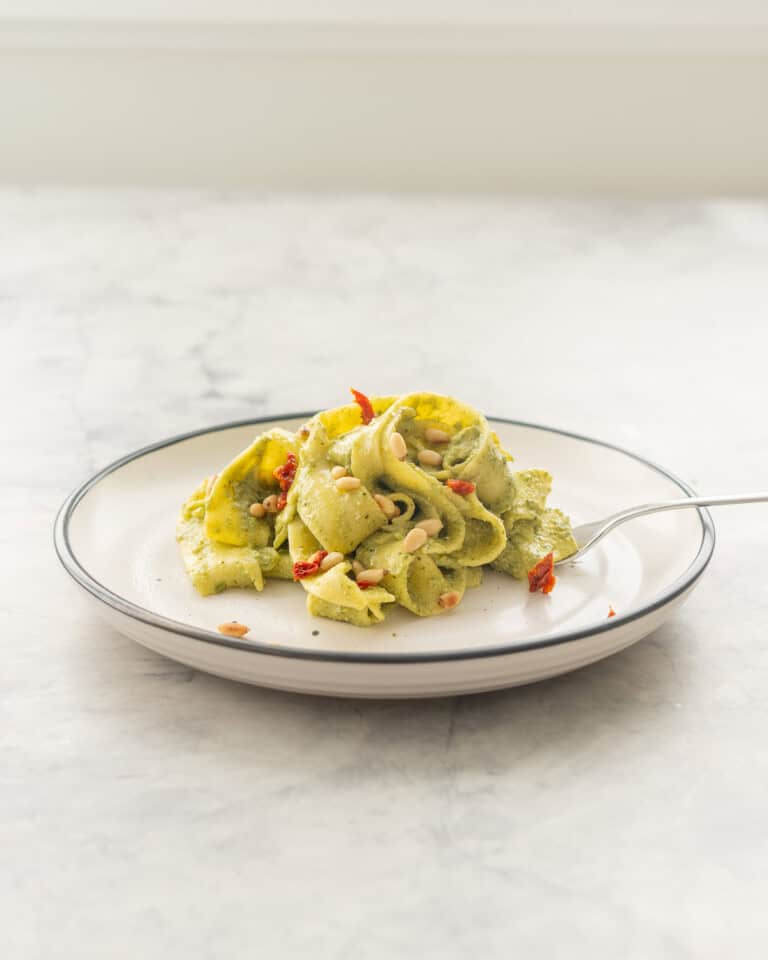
[335, 476, 362, 492]
[262, 494, 280, 513]
[389, 432, 407, 460]
[330, 465, 347, 480]
[374, 493, 398, 518]
[218, 621, 250, 637]
[356, 568, 385, 586]
[403, 527, 428, 553]
[416, 517, 442, 537]
[425, 428, 451, 444]
[320, 551, 345, 571]
[438, 591, 461, 610]
[418, 449, 443, 468]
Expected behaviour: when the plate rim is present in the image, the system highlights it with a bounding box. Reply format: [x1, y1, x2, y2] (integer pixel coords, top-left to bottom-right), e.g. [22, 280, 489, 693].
[53, 413, 716, 665]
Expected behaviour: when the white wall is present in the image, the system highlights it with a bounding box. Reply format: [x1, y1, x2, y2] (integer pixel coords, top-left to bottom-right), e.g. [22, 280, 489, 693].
[1, 3, 766, 192]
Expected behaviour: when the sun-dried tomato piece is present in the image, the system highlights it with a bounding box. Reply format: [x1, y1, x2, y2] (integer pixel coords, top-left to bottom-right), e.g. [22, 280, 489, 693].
[445, 479, 476, 496]
[273, 452, 297, 493]
[292, 550, 328, 581]
[350, 388, 375, 425]
[528, 553, 557, 594]
[276, 492, 288, 511]
[608, 606, 617, 618]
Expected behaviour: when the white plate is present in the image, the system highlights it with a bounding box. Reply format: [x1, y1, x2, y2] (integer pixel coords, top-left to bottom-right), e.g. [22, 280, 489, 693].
[55, 416, 714, 698]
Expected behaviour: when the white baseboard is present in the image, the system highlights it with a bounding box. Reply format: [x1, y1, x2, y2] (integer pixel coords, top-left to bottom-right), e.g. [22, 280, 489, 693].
[1, 17, 766, 192]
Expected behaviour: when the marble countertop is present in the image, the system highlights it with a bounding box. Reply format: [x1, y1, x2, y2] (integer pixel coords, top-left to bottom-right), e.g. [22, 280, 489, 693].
[4, 190, 768, 958]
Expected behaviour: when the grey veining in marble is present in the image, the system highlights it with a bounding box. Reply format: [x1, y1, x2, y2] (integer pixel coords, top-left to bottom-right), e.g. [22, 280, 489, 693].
[2, 191, 768, 959]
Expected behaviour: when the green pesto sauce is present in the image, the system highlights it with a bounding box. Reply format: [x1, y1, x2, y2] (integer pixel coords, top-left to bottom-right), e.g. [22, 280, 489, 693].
[443, 426, 481, 468]
[492, 509, 577, 579]
[177, 392, 578, 626]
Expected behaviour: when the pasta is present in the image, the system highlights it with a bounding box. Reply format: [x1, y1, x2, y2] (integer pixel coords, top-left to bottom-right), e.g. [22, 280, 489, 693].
[176, 391, 578, 626]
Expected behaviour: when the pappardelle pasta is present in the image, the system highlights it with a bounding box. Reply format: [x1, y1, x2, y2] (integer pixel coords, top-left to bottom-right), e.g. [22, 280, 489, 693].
[177, 391, 578, 627]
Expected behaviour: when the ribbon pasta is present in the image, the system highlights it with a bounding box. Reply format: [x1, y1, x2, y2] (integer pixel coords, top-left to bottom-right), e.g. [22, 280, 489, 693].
[177, 392, 577, 626]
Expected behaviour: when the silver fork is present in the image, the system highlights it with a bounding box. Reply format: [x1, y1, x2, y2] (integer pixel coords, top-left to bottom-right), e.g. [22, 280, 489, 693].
[555, 493, 768, 566]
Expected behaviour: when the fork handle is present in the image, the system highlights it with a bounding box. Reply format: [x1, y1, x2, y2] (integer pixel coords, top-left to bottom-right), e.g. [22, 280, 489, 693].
[618, 492, 768, 517]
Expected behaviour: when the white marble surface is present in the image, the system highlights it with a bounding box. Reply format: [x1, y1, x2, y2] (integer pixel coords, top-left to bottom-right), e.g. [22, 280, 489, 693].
[3, 190, 768, 958]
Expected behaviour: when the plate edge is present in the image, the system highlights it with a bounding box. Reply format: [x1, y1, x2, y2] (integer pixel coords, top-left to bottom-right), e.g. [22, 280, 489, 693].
[53, 412, 716, 665]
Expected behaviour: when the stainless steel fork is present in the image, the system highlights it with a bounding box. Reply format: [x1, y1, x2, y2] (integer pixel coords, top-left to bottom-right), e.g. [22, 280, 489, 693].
[555, 493, 768, 565]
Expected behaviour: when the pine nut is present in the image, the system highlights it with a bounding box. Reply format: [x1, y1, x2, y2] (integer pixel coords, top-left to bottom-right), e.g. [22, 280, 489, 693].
[352, 560, 364, 576]
[249, 502, 267, 518]
[374, 493, 398, 518]
[425, 428, 451, 444]
[335, 476, 361, 492]
[418, 449, 443, 468]
[320, 551, 344, 571]
[356, 568, 385, 586]
[389, 431, 407, 460]
[330, 465, 347, 480]
[438, 591, 461, 610]
[263, 494, 279, 513]
[218, 621, 250, 637]
[403, 527, 428, 553]
[416, 517, 442, 537]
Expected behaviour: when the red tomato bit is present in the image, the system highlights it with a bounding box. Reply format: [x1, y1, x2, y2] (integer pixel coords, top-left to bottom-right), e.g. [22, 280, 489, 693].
[273, 452, 297, 493]
[276, 492, 288, 511]
[350, 388, 375, 425]
[528, 553, 557, 595]
[445, 479, 476, 496]
[292, 550, 328, 581]
[608, 606, 617, 618]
